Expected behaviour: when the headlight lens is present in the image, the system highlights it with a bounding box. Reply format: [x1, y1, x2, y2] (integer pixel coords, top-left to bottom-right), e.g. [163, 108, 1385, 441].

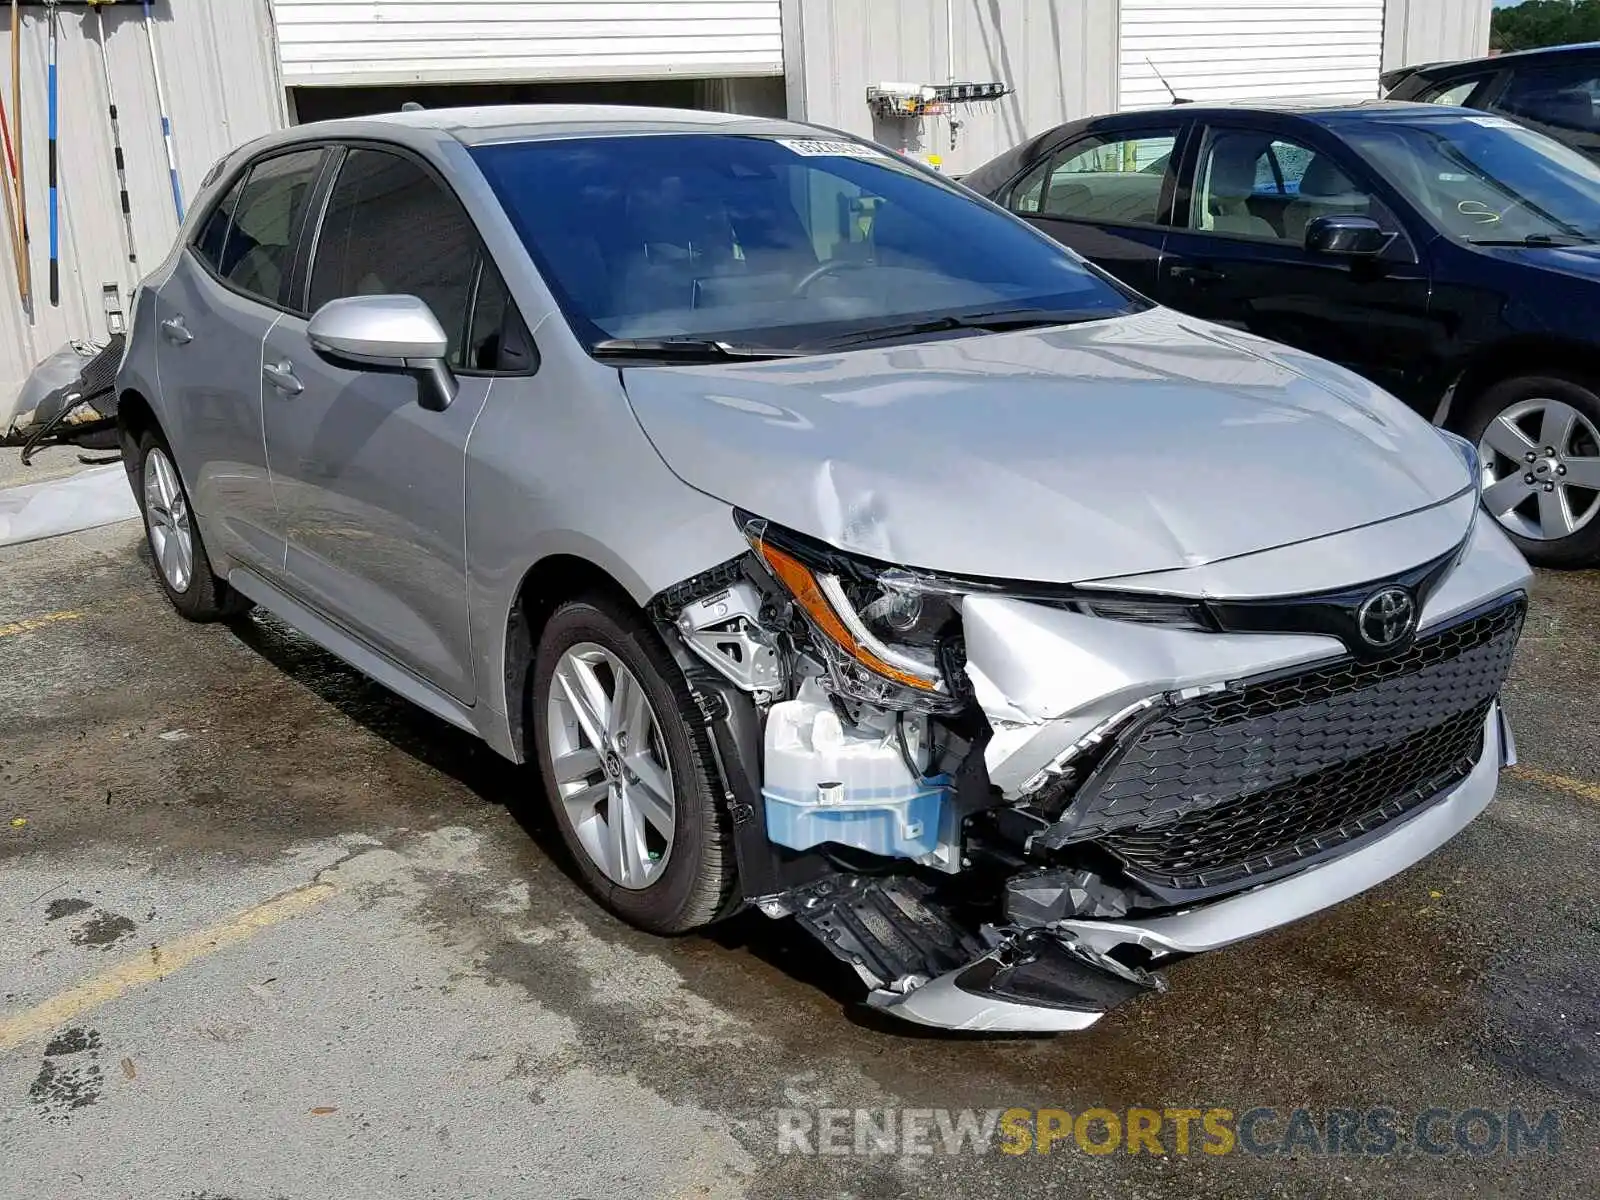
[740, 517, 963, 707]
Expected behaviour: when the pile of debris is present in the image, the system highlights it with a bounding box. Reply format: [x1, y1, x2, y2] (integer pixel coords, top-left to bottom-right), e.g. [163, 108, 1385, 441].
[1, 336, 123, 463]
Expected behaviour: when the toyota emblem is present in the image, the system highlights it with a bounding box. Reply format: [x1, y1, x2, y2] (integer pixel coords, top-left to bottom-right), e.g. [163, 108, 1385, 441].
[1357, 587, 1416, 649]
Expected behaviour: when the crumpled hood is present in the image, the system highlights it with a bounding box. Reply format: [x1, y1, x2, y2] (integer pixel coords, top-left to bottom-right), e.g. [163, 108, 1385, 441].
[621, 307, 1470, 583]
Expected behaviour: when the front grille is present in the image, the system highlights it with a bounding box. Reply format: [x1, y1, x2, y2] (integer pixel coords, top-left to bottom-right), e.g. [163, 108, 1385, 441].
[1068, 598, 1524, 894]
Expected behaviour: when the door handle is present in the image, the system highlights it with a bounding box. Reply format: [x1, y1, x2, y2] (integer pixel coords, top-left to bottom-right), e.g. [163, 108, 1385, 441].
[160, 315, 193, 345]
[1169, 263, 1227, 285]
[262, 360, 304, 396]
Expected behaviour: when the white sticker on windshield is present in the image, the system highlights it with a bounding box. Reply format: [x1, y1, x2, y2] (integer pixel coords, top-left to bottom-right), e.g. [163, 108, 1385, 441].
[776, 138, 888, 159]
[1465, 115, 1522, 129]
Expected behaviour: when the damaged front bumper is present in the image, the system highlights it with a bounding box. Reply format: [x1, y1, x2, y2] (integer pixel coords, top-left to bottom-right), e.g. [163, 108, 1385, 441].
[869, 703, 1511, 1032]
[651, 507, 1532, 1034]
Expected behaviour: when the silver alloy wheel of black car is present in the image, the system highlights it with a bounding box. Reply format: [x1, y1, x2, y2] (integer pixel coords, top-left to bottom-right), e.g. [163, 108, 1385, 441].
[143, 445, 194, 593]
[546, 642, 676, 890]
[1477, 396, 1600, 542]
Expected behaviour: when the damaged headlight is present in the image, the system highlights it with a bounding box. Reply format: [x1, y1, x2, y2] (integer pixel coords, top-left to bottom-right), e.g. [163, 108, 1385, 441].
[739, 514, 965, 711]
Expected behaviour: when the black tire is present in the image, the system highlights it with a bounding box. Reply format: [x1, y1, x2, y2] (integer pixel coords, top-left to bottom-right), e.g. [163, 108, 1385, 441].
[530, 591, 735, 933]
[130, 428, 253, 621]
[1459, 371, 1600, 570]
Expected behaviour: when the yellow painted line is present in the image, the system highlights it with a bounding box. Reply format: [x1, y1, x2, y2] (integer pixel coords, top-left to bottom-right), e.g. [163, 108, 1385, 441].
[0, 881, 338, 1053]
[1507, 765, 1600, 806]
[0, 609, 85, 639]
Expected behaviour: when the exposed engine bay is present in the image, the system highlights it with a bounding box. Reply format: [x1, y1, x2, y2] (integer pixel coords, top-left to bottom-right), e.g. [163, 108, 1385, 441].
[649, 510, 1529, 1032]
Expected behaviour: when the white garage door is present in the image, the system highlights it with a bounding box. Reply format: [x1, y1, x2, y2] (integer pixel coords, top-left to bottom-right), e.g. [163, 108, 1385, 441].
[1119, 0, 1386, 110]
[271, 0, 784, 88]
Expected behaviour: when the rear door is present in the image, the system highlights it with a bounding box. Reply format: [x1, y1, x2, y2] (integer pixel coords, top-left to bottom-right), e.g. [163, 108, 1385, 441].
[999, 121, 1188, 295]
[261, 144, 513, 704]
[1153, 118, 1434, 403]
[155, 146, 328, 577]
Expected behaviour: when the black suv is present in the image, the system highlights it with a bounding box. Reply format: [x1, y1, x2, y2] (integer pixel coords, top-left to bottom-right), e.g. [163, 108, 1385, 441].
[1384, 41, 1600, 161]
[964, 100, 1600, 567]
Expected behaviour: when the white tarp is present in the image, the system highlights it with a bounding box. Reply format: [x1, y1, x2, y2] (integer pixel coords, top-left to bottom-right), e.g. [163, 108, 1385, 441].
[0, 466, 139, 548]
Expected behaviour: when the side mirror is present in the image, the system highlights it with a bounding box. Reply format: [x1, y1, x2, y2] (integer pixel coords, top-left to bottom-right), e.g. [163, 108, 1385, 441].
[1304, 214, 1388, 258]
[307, 294, 458, 412]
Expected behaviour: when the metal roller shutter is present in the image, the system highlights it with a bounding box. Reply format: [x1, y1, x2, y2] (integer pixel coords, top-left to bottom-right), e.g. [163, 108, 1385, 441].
[271, 0, 785, 88]
[1119, 0, 1387, 110]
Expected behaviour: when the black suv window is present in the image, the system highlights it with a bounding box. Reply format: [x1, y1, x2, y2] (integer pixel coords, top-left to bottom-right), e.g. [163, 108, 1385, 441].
[198, 148, 325, 306]
[1497, 62, 1600, 138]
[309, 148, 479, 368]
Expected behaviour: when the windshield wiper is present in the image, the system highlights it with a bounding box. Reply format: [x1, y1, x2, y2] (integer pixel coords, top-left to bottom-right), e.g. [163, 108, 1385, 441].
[591, 337, 806, 363]
[1467, 233, 1598, 247]
[810, 307, 1103, 350]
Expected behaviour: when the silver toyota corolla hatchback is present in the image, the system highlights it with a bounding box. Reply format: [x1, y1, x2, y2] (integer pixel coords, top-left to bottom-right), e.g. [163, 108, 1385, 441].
[117, 106, 1531, 1032]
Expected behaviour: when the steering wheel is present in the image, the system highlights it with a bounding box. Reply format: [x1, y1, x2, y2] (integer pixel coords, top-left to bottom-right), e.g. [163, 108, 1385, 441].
[791, 258, 869, 297]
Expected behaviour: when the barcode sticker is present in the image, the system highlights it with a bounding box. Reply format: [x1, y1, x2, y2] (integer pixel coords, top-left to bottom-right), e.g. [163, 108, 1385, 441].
[775, 138, 888, 159]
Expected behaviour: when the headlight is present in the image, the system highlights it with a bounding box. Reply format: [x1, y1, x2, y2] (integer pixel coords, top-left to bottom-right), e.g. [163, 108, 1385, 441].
[739, 514, 964, 711]
[1437, 428, 1482, 496]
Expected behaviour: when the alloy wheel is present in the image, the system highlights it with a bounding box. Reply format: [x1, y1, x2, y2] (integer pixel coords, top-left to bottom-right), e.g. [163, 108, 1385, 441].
[1477, 397, 1600, 542]
[546, 642, 676, 890]
[143, 447, 194, 593]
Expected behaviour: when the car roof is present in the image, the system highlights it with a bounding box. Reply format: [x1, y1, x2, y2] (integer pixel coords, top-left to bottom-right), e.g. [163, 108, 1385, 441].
[273, 104, 823, 148]
[1398, 40, 1600, 81]
[1103, 97, 1445, 121]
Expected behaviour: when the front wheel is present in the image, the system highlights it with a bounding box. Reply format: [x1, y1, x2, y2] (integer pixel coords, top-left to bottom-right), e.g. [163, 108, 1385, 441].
[530, 591, 735, 933]
[1464, 372, 1600, 568]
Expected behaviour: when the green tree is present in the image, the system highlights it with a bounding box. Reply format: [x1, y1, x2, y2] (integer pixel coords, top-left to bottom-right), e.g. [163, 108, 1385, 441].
[1491, 1, 1600, 52]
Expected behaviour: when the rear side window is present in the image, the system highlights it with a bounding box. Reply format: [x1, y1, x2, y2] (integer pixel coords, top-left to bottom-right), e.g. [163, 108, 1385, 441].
[202, 149, 325, 306]
[1497, 63, 1600, 136]
[1422, 77, 1489, 107]
[309, 148, 479, 367]
[1010, 130, 1179, 225]
[193, 174, 244, 274]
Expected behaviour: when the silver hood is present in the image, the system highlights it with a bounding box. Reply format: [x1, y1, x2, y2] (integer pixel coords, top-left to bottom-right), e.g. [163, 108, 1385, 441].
[622, 307, 1471, 583]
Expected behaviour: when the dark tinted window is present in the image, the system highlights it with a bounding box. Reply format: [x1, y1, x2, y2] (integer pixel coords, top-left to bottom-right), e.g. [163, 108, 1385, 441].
[471, 134, 1138, 350]
[215, 149, 325, 305]
[309, 148, 478, 366]
[1498, 63, 1600, 136]
[193, 173, 245, 273]
[466, 260, 524, 372]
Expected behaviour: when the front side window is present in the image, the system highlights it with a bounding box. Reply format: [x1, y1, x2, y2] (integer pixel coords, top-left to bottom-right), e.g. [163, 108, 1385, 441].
[309, 148, 479, 366]
[1188, 128, 1388, 244]
[1011, 131, 1178, 225]
[1342, 114, 1600, 245]
[1496, 63, 1600, 136]
[470, 134, 1141, 353]
[204, 148, 324, 305]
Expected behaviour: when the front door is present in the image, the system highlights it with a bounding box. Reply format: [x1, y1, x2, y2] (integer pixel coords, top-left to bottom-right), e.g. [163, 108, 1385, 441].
[155, 146, 327, 577]
[1155, 122, 1434, 404]
[261, 146, 495, 704]
[1004, 125, 1185, 296]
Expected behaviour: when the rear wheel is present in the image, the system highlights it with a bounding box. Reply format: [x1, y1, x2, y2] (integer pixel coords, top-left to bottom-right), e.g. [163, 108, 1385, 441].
[1463, 372, 1600, 568]
[530, 591, 734, 933]
[132, 430, 252, 620]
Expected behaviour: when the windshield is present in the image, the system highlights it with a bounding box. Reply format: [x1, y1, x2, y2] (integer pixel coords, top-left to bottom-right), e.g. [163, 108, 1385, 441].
[470, 133, 1141, 354]
[1341, 114, 1600, 244]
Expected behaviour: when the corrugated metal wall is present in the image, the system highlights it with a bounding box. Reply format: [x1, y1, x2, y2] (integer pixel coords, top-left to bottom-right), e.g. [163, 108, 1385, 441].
[272, 0, 785, 88]
[0, 0, 286, 399]
[785, 0, 1119, 175]
[1382, 0, 1493, 71]
[1119, 0, 1388, 109]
